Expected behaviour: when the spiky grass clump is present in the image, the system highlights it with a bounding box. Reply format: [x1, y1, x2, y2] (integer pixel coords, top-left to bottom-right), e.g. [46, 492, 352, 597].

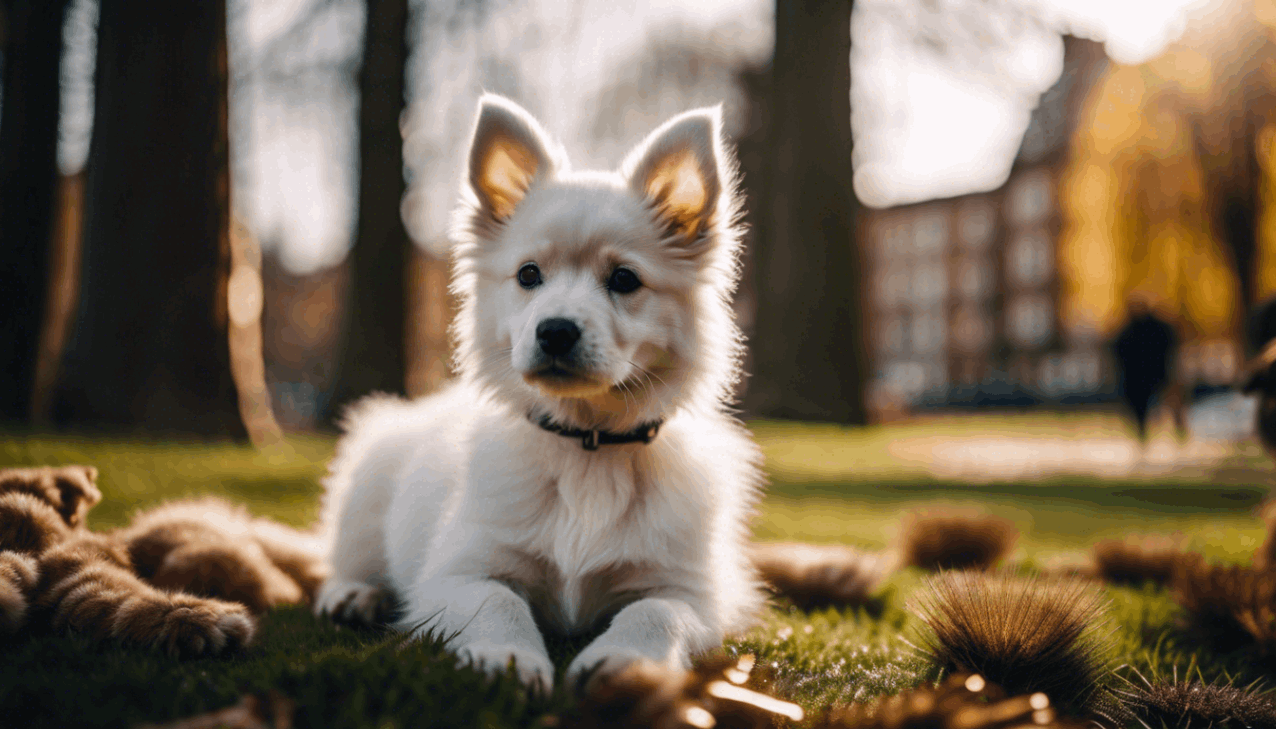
[1090, 536, 1190, 587]
[561, 654, 804, 729]
[752, 542, 890, 610]
[897, 511, 1019, 572]
[814, 673, 1065, 729]
[911, 572, 1113, 712]
[1112, 669, 1276, 729]
[1172, 560, 1276, 651]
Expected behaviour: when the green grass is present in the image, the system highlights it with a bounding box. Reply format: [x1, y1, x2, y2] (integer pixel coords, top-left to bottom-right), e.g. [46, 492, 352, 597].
[2, 415, 1275, 727]
[755, 414, 1273, 563]
[0, 434, 335, 529]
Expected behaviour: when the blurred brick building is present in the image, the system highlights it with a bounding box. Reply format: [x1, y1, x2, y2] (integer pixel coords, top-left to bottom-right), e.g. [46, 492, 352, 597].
[861, 37, 1112, 415]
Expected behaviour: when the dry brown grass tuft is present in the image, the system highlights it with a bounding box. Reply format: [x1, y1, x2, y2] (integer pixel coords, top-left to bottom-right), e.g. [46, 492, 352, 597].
[1172, 560, 1276, 651]
[911, 572, 1113, 712]
[1112, 669, 1276, 729]
[1090, 535, 1190, 587]
[897, 511, 1018, 572]
[813, 672, 1077, 729]
[561, 653, 804, 729]
[752, 542, 891, 609]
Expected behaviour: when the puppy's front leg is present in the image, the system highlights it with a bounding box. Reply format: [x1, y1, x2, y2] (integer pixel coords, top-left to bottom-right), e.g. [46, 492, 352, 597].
[566, 596, 716, 686]
[404, 576, 554, 692]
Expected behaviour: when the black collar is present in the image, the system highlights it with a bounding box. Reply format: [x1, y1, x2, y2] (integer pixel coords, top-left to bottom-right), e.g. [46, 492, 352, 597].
[530, 413, 663, 451]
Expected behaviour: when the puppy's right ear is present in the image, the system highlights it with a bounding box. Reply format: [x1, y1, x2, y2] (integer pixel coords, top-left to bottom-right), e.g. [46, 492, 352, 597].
[466, 95, 558, 223]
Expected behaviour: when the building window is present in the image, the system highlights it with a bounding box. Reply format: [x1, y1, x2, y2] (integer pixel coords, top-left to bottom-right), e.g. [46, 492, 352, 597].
[911, 261, 949, 307]
[1006, 294, 1052, 349]
[884, 360, 927, 400]
[877, 315, 907, 357]
[957, 197, 996, 250]
[955, 255, 994, 299]
[952, 304, 992, 354]
[876, 219, 911, 260]
[1006, 171, 1052, 227]
[875, 263, 911, 308]
[1006, 229, 1052, 288]
[911, 310, 947, 355]
[912, 208, 950, 255]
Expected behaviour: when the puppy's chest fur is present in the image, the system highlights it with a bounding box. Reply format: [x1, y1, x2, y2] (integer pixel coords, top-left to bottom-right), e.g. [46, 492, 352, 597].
[482, 445, 688, 636]
[492, 548, 657, 637]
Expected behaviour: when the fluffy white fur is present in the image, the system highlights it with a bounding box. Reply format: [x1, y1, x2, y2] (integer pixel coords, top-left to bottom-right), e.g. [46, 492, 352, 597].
[315, 94, 764, 692]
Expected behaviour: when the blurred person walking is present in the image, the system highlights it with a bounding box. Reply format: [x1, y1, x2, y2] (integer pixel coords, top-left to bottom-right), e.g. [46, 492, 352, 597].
[1246, 297, 1276, 360]
[1112, 298, 1181, 444]
[1242, 297, 1276, 455]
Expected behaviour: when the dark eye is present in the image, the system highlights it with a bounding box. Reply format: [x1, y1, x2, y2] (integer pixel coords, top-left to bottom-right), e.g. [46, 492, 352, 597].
[607, 267, 641, 294]
[517, 263, 542, 289]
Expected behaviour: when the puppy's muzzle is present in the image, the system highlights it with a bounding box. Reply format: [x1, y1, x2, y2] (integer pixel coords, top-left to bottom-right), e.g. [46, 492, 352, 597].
[537, 318, 580, 357]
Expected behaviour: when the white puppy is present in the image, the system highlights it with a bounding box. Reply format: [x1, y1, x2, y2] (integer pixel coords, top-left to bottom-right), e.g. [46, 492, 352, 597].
[315, 94, 764, 692]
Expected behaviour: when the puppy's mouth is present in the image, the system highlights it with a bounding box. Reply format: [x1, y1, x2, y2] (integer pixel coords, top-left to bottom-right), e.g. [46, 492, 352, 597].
[524, 361, 610, 396]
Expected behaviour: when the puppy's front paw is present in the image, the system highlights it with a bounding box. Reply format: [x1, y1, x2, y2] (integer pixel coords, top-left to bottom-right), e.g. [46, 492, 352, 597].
[456, 641, 554, 693]
[314, 579, 394, 626]
[567, 644, 662, 691]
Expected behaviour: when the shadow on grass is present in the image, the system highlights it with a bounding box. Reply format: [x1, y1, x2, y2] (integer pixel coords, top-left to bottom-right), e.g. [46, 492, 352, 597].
[768, 478, 1271, 516]
[0, 608, 567, 729]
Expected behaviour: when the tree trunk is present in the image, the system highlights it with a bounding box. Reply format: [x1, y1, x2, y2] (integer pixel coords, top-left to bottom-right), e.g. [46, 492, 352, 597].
[0, 0, 69, 423]
[732, 62, 772, 405]
[327, 0, 411, 421]
[31, 172, 86, 424]
[746, 0, 867, 423]
[1209, 122, 1260, 317]
[53, 0, 246, 437]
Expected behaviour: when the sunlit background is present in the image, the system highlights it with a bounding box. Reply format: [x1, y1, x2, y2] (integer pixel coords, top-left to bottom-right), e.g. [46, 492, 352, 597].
[9, 0, 1276, 473]
[17, 4, 1276, 722]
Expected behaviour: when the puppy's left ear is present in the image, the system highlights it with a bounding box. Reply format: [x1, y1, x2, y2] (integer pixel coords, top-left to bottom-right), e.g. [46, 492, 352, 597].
[624, 108, 725, 255]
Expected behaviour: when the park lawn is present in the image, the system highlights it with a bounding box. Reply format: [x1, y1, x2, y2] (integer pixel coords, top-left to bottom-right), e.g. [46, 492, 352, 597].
[1, 415, 1274, 728]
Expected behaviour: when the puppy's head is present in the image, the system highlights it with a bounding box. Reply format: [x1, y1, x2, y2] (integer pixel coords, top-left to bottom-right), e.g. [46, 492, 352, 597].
[450, 95, 744, 430]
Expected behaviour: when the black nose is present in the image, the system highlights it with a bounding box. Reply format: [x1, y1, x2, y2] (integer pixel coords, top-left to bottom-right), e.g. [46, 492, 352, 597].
[537, 318, 581, 357]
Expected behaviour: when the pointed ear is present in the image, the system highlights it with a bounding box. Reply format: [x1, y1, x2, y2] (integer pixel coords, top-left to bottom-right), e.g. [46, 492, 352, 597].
[53, 466, 101, 526]
[466, 94, 559, 222]
[624, 108, 724, 249]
